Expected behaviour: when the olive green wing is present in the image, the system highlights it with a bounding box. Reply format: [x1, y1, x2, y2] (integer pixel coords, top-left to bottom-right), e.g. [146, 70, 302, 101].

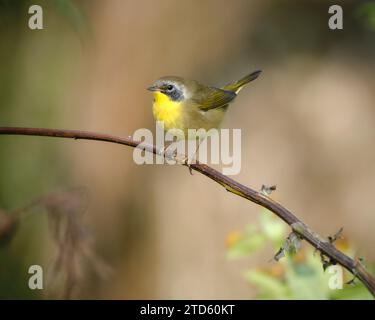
[192, 87, 237, 111]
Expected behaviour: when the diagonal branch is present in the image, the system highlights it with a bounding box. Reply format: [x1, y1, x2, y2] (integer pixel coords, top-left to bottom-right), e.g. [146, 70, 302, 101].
[0, 126, 374, 297]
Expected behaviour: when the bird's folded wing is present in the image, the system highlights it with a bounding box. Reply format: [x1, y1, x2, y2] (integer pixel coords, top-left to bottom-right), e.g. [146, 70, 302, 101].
[193, 87, 236, 111]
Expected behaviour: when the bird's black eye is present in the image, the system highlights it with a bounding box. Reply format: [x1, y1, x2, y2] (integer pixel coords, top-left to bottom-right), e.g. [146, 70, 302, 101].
[166, 85, 174, 91]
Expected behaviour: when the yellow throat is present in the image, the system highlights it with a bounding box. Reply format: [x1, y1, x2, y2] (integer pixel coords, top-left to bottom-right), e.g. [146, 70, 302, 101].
[152, 91, 182, 130]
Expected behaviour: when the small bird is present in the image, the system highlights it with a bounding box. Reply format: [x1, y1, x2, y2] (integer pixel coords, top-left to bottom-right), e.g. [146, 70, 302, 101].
[147, 70, 261, 166]
[148, 70, 261, 139]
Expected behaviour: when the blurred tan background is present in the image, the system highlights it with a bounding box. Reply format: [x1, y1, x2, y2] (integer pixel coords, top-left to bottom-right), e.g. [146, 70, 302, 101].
[0, 0, 375, 299]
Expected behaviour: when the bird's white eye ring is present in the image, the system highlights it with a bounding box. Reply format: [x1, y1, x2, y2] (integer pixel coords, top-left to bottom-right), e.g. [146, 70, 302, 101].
[166, 85, 174, 91]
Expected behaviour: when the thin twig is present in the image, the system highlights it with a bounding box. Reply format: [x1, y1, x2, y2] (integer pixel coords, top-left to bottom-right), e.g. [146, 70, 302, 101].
[1, 126, 374, 297]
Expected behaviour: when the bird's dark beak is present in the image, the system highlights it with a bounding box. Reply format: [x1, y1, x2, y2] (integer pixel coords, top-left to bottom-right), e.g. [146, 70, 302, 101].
[147, 85, 159, 92]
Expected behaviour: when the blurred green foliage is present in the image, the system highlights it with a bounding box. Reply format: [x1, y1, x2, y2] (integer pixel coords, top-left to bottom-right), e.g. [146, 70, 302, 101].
[0, 0, 88, 299]
[227, 210, 373, 300]
[357, 2, 375, 30]
[0, 0, 87, 32]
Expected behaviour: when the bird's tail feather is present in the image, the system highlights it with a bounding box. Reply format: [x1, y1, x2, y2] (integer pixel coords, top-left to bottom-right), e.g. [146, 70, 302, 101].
[222, 70, 261, 93]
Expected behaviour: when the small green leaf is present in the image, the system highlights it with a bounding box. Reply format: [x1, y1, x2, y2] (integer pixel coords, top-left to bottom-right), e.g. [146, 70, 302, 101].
[226, 233, 266, 260]
[357, 2, 375, 30]
[259, 210, 286, 245]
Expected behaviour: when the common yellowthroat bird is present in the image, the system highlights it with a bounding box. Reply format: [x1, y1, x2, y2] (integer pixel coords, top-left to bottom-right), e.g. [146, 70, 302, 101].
[147, 70, 261, 169]
[148, 70, 261, 140]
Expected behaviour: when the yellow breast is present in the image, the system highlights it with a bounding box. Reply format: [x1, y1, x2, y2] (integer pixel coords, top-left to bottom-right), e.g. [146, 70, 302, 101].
[152, 91, 182, 130]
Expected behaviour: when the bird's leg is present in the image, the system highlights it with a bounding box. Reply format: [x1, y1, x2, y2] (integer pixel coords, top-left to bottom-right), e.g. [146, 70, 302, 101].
[160, 140, 191, 174]
[176, 137, 203, 175]
[188, 137, 204, 174]
[158, 141, 176, 159]
[191, 137, 204, 163]
[161, 138, 203, 175]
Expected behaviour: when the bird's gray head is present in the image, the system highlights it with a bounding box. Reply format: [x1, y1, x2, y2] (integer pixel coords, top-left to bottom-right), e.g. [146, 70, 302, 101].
[147, 77, 187, 101]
